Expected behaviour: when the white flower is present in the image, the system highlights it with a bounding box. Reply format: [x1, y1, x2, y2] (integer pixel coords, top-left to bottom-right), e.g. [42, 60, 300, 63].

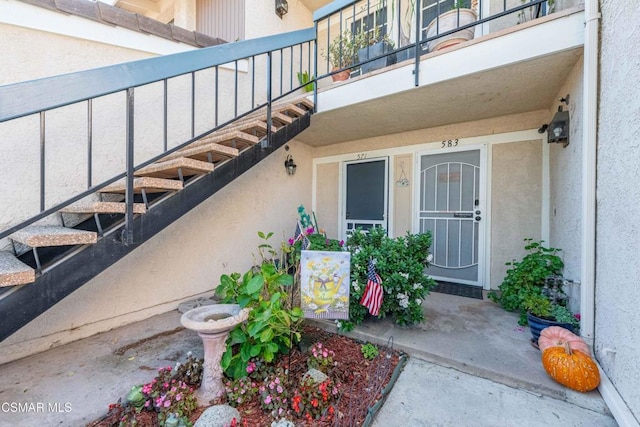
[413, 283, 423, 290]
[336, 321, 342, 329]
[400, 272, 409, 279]
[187, 351, 193, 357]
[354, 247, 361, 255]
[426, 254, 433, 262]
[415, 299, 422, 305]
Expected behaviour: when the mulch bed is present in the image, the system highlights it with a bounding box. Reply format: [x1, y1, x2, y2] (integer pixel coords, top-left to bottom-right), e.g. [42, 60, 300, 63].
[89, 325, 402, 427]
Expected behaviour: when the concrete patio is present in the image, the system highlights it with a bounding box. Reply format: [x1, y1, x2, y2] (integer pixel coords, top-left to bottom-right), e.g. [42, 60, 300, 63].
[0, 292, 616, 426]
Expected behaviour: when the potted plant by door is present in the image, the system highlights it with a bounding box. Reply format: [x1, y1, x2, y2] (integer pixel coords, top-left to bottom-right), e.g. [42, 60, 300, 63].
[522, 276, 580, 348]
[321, 30, 359, 82]
[424, 0, 478, 52]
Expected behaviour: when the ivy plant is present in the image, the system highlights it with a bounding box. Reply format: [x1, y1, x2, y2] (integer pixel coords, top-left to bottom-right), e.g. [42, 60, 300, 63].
[488, 238, 564, 325]
[216, 232, 304, 379]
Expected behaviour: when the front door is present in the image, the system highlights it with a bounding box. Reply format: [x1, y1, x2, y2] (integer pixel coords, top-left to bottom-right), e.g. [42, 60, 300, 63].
[343, 158, 388, 238]
[417, 148, 485, 286]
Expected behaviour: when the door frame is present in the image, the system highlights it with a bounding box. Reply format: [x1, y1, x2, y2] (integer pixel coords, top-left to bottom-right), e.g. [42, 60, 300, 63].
[413, 143, 489, 289]
[340, 157, 389, 241]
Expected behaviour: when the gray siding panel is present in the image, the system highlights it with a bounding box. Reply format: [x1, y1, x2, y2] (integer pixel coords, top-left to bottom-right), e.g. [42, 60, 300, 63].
[197, 0, 245, 41]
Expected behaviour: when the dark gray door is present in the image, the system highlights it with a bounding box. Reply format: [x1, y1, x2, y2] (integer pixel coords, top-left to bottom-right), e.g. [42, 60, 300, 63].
[344, 159, 388, 236]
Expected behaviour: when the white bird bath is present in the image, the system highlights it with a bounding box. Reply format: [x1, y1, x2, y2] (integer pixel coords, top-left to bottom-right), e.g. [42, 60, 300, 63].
[180, 304, 250, 406]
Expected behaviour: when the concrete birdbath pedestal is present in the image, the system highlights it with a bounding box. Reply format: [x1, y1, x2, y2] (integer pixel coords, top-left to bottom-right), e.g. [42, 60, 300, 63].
[180, 304, 250, 406]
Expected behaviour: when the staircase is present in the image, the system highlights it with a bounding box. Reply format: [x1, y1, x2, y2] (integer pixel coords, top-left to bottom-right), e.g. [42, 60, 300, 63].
[0, 96, 313, 341]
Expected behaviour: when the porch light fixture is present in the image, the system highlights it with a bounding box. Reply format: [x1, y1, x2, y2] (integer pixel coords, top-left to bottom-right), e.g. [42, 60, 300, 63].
[284, 154, 297, 175]
[547, 94, 570, 147]
[275, 0, 288, 18]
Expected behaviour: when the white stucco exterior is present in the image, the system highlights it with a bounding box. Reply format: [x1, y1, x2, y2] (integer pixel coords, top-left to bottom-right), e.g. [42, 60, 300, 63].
[594, 0, 640, 421]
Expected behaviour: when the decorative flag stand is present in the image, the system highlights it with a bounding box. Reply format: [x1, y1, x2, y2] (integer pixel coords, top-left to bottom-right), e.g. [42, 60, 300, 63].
[360, 258, 383, 316]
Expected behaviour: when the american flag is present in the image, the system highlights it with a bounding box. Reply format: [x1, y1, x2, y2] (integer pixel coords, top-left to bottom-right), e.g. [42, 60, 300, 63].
[293, 221, 303, 242]
[360, 258, 383, 316]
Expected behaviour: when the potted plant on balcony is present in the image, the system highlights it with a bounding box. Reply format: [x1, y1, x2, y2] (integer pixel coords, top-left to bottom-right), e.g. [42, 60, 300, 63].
[356, 26, 397, 74]
[322, 30, 360, 82]
[424, 0, 478, 52]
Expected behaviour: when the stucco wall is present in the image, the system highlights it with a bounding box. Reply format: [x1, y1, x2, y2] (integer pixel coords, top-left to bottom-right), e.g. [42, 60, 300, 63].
[490, 140, 542, 289]
[315, 163, 340, 238]
[595, 1, 640, 419]
[548, 57, 584, 312]
[0, 140, 313, 364]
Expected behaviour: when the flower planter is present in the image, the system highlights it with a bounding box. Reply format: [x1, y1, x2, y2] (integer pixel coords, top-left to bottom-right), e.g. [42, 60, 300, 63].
[527, 311, 575, 349]
[331, 67, 351, 82]
[425, 8, 477, 52]
[358, 41, 396, 74]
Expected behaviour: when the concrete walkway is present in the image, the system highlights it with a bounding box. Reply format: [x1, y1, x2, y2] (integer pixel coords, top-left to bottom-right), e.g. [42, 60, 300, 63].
[0, 292, 617, 426]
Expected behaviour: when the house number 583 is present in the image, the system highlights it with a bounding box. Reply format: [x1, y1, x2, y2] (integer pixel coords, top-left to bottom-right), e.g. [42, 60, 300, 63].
[441, 139, 459, 148]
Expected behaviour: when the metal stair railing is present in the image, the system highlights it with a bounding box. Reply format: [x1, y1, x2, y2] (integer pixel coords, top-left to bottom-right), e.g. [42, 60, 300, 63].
[0, 27, 317, 245]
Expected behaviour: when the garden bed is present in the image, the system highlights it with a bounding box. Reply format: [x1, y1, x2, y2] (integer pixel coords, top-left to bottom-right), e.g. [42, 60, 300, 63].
[88, 325, 404, 427]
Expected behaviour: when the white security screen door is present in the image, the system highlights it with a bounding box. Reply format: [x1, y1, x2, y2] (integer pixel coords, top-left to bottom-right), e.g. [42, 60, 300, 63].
[343, 158, 388, 237]
[418, 149, 485, 286]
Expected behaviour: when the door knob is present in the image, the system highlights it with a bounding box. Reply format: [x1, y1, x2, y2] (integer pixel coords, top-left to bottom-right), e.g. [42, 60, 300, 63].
[475, 216, 481, 221]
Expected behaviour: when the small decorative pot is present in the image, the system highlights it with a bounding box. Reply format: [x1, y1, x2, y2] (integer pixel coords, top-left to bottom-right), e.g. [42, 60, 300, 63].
[331, 68, 351, 82]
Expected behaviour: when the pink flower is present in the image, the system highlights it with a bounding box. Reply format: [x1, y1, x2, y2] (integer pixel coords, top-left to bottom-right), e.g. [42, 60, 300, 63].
[264, 395, 272, 405]
[274, 378, 280, 385]
[306, 227, 314, 235]
[163, 400, 171, 408]
[574, 313, 581, 320]
[277, 385, 283, 393]
[339, 240, 344, 246]
[144, 401, 150, 408]
[288, 238, 295, 245]
[163, 382, 169, 389]
[176, 393, 182, 401]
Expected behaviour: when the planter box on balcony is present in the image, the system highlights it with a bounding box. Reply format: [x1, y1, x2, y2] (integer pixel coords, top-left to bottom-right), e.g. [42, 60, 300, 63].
[358, 41, 396, 74]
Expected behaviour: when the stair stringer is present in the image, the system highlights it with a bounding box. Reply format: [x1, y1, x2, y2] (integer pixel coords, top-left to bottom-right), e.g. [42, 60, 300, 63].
[0, 114, 310, 342]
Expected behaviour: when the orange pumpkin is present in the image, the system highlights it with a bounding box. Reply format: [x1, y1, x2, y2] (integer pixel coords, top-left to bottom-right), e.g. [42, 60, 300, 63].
[541, 342, 600, 392]
[539, 326, 591, 356]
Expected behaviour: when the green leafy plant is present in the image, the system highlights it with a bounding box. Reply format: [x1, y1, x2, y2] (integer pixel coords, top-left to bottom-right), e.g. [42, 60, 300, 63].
[488, 239, 564, 325]
[341, 227, 436, 330]
[172, 351, 203, 387]
[258, 368, 289, 419]
[296, 71, 315, 93]
[225, 376, 258, 407]
[360, 343, 379, 360]
[291, 377, 339, 422]
[217, 232, 304, 379]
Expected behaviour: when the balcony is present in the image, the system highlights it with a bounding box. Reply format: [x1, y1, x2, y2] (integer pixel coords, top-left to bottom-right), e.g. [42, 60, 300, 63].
[300, 0, 584, 146]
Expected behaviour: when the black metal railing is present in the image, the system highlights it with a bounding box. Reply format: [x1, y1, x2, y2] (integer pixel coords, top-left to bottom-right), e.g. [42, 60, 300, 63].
[313, 0, 553, 86]
[0, 28, 315, 244]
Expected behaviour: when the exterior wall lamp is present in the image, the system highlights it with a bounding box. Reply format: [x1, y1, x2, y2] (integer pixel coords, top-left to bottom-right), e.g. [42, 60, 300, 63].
[284, 155, 297, 175]
[275, 0, 288, 18]
[544, 95, 570, 147]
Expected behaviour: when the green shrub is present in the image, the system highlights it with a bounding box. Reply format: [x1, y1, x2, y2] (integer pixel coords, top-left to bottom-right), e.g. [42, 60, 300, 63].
[216, 232, 304, 379]
[488, 238, 563, 325]
[340, 227, 436, 330]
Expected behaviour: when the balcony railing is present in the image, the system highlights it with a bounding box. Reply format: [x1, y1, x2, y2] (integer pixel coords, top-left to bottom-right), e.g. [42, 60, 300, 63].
[313, 0, 557, 86]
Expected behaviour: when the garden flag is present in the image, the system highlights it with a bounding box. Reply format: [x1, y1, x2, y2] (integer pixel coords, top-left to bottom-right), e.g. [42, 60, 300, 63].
[360, 258, 383, 316]
[300, 250, 350, 320]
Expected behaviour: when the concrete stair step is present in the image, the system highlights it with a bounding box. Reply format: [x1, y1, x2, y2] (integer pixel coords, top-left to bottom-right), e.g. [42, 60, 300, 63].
[10, 226, 97, 248]
[99, 177, 183, 194]
[190, 130, 259, 150]
[0, 251, 35, 287]
[60, 201, 147, 215]
[235, 119, 277, 137]
[164, 143, 239, 163]
[135, 157, 214, 179]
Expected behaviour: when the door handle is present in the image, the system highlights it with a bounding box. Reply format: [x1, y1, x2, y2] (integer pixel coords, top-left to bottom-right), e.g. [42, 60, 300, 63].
[475, 216, 482, 221]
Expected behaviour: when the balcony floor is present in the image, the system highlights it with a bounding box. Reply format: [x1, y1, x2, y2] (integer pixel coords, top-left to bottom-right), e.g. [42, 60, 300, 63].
[0, 292, 615, 426]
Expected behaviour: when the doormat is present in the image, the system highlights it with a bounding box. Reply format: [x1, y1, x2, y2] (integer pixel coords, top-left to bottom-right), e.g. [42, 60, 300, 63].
[432, 281, 484, 300]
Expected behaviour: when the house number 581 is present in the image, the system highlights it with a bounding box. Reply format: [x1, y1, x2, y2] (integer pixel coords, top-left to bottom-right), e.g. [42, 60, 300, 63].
[441, 139, 459, 148]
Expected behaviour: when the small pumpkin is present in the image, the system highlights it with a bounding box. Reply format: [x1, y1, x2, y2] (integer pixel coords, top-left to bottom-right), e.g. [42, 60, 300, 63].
[542, 342, 600, 392]
[539, 326, 591, 356]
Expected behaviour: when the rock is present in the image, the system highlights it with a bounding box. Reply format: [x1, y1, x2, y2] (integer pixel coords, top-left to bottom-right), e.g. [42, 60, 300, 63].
[193, 405, 240, 427]
[302, 368, 328, 384]
[178, 296, 219, 314]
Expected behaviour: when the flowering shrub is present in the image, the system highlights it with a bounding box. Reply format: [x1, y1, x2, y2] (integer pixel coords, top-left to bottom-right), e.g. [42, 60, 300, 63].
[137, 366, 198, 425]
[291, 377, 339, 422]
[306, 342, 335, 373]
[225, 376, 258, 407]
[343, 227, 436, 329]
[259, 370, 289, 419]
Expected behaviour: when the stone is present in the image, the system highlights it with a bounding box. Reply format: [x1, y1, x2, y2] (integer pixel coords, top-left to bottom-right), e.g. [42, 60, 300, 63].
[271, 419, 295, 427]
[193, 405, 240, 427]
[302, 368, 328, 384]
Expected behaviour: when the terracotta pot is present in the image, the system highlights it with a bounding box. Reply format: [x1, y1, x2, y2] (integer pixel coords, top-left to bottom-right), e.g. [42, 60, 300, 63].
[425, 8, 477, 52]
[331, 68, 350, 82]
